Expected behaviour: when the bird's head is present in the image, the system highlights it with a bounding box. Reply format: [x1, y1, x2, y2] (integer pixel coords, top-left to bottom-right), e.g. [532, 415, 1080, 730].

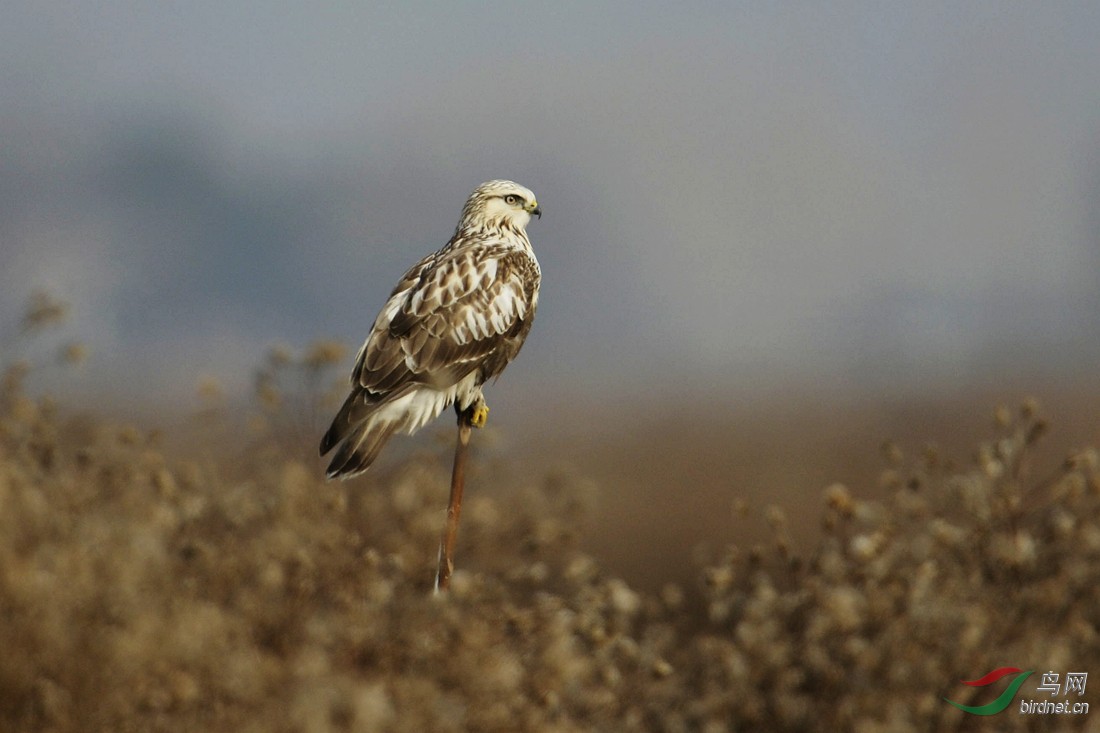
[459, 180, 541, 233]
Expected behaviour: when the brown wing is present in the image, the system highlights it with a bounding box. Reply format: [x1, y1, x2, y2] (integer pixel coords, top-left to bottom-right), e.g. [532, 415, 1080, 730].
[319, 246, 538, 462]
[355, 246, 535, 394]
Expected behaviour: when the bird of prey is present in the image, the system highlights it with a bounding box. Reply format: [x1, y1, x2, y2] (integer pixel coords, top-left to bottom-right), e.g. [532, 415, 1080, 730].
[320, 180, 542, 479]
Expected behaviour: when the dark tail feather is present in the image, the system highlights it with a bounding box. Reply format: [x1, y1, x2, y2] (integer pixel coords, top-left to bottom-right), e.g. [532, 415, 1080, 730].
[324, 419, 399, 480]
[320, 388, 374, 457]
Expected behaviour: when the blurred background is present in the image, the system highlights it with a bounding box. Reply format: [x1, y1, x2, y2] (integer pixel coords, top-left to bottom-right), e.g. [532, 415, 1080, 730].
[3, 2, 1099, 587]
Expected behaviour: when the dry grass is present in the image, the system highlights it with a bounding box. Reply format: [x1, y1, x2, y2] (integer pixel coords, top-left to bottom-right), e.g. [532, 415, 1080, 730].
[1, 315, 1098, 730]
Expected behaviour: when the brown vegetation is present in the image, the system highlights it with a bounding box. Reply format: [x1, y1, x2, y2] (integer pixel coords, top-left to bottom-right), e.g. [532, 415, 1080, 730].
[1, 301, 1098, 731]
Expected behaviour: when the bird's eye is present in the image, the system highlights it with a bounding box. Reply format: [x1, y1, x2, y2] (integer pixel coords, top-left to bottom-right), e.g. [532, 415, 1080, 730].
[504, 194, 520, 205]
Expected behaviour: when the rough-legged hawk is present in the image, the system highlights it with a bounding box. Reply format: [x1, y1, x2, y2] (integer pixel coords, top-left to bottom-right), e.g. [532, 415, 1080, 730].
[320, 180, 542, 479]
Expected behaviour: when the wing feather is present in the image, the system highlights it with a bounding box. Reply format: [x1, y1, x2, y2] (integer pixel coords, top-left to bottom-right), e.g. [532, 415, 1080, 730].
[353, 248, 532, 394]
[322, 239, 538, 474]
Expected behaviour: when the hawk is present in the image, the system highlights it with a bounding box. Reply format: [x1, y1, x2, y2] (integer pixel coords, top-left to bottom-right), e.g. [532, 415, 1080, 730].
[320, 180, 542, 479]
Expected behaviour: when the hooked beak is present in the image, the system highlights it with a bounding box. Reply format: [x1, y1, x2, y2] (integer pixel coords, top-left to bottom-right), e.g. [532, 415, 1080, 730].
[527, 200, 542, 219]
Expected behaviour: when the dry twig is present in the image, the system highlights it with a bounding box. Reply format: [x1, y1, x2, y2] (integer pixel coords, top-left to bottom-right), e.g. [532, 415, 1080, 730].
[434, 407, 475, 593]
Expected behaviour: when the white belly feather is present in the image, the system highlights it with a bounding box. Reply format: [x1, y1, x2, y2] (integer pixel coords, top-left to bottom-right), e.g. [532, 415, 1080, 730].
[373, 371, 481, 435]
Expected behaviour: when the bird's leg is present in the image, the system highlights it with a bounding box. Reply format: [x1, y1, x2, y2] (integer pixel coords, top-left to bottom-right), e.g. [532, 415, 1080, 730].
[434, 404, 475, 594]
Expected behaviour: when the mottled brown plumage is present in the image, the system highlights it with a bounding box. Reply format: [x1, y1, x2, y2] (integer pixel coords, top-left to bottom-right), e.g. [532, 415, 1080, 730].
[321, 181, 541, 479]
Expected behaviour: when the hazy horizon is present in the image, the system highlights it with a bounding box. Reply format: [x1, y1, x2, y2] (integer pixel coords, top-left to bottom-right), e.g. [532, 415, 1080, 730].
[4, 3, 1100, 413]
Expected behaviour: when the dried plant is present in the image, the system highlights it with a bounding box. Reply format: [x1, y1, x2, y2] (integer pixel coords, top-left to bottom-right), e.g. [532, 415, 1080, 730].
[1, 347, 1097, 732]
[251, 339, 348, 460]
[1, 291, 85, 413]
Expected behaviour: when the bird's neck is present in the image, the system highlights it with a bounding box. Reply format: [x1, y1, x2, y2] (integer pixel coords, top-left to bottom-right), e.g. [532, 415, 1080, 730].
[453, 220, 532, 250]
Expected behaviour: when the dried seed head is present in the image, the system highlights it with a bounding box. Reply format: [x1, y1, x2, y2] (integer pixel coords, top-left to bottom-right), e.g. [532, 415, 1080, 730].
[881, 441, 904, 465]
[704, 565, 734, 592]
[268, 343, 293, 366]
[60, 342, 88, 365]
[1025, 419, 1048, 446]
[1020, 397, 1040, 420]
[849, 533, 884, 562]
[22, 291, 69, 332]
[824, 484, 854, 517]
[196, 377, 224, 403]
[764, 505, 787, 530]
[661, 583, 684, 610]
[823, 586, 865, 632]
[304, 340, 348, 369]
[731, 497, 750, 518]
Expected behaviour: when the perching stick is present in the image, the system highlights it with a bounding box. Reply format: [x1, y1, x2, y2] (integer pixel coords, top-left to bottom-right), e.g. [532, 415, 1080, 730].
[433, 408, 474, 593]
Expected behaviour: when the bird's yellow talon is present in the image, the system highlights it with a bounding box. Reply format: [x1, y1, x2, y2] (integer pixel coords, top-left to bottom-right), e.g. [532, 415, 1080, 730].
[471, 405, 490, 428]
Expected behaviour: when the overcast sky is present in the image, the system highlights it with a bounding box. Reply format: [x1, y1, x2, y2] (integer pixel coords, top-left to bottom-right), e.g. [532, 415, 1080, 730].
[3, 2, 1099, 409]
